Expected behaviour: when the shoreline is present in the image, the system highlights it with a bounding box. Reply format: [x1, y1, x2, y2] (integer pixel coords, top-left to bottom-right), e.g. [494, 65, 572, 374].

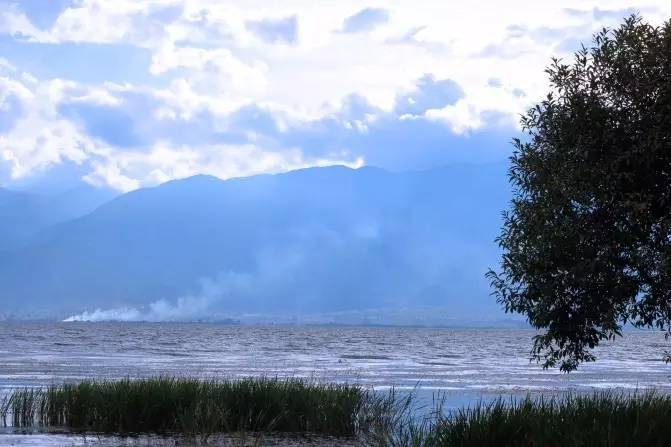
[2, 378, 671, 446]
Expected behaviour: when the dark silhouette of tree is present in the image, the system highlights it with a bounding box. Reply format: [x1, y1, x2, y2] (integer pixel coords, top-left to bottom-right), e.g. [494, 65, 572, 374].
[488, 15, 671, 372]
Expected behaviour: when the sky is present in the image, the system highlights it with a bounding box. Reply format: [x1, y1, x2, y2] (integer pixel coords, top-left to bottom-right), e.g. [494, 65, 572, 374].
[0, 1, 669, 193]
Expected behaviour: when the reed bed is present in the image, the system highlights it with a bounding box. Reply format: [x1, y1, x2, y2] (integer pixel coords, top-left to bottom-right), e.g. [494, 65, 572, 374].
[2, 379, 670, 446]
[378, 392, 671, 447]
[1, 377, 374, 438]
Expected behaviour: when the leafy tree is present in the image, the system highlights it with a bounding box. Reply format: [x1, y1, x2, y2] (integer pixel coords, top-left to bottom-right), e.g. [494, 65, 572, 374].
[488, 15, 671, 372]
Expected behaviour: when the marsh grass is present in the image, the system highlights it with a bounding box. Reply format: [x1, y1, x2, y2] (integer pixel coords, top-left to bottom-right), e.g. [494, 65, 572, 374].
[5, 377, 375, 439]
[4, 379, 671, 446]
[381, 391, 671, 447]
[0, 392, 12, 426]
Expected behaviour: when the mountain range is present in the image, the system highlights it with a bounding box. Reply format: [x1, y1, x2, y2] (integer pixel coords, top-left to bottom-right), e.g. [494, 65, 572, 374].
[0, 164, 511, 322]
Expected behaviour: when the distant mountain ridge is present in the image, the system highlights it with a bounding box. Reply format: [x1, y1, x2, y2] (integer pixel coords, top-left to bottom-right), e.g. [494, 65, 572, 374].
[0, 164, 510, 321]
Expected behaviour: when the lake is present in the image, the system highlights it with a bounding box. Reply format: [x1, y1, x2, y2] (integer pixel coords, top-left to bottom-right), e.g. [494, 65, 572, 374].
[0, 322, 669, 445]
[1, 322, 669, 398]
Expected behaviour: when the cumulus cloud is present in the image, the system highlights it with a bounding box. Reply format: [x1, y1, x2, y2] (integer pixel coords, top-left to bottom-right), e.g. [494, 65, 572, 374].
[0, 61, 517, 190]
[0, 0, 669, 191]
[0, 75, 30, 132]
[83, 142, 364, 192]
[149, 45, 268, 99]
[0, 74, 112, 183]
[0, 3, 49, 41]
[395, 74, 464, 115]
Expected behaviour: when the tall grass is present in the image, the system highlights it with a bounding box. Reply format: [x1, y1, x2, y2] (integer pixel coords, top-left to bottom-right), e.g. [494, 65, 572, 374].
[3, 378, 671, 446]
[380, 392, 671, 447]
[0, 391, 12, 427]
[5, 377, 375, 438]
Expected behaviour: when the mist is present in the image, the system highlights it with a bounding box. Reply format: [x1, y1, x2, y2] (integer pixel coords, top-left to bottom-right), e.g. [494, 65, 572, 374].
[64, 272, 253, 322]
[1, 164, 510, 322]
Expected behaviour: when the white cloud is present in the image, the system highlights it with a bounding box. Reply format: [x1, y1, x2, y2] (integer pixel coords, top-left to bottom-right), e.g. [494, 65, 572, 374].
[0, 4, 50, 41]
[340, 8, 390, 33]
[149, 44, 268, 105]
[47, 0, 183, 45]
[0, 76, 112, 180]
[84, 141, 364, 192]
[0, 0, 669, 190]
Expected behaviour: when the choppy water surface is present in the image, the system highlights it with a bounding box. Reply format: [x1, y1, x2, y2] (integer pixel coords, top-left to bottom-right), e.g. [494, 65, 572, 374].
[0, 322, 670, 445]
[1, 322, 669, 396]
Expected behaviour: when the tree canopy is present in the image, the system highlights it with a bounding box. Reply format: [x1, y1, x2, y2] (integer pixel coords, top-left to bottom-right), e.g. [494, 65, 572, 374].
[488, 15, 671, 371]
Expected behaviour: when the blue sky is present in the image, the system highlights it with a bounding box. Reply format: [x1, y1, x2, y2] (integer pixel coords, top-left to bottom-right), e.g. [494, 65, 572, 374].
[0, 1, 668, 192]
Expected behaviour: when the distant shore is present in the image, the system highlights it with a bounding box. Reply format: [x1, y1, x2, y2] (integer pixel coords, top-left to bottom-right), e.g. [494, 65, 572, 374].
[0, 317, 529, 329]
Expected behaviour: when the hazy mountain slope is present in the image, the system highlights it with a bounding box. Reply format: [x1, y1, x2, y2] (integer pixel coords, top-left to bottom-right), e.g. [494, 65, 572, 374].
[0, 188, 52, 252]
[0, 185, 117, 253]
[0, 164, 510, 320]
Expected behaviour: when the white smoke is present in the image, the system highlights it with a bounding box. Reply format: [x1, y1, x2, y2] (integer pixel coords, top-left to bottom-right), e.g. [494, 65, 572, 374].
[63, 224, 388, 323]
[63, 307, 143, 322]
[64, 272, 252, 322]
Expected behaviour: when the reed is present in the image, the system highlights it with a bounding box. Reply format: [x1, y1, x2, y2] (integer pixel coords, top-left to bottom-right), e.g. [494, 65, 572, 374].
[379, 391, 671, 447]
[6, 378, 671, 446]
[7, 377, 375, 438]
[0, 392, 12, 426]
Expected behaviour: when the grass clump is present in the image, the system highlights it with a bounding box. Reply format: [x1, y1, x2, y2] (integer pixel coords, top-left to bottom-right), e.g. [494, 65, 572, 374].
[380, 392, 671, 447]
[5, 377, 371, 438]
[4, 379, 671, 446]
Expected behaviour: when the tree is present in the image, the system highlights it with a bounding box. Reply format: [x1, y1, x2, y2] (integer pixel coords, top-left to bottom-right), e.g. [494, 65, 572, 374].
[488, 15, 671, 372]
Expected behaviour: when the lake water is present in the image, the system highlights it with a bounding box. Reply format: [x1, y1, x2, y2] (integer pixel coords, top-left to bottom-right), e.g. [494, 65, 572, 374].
[0, 322, 669, 445]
